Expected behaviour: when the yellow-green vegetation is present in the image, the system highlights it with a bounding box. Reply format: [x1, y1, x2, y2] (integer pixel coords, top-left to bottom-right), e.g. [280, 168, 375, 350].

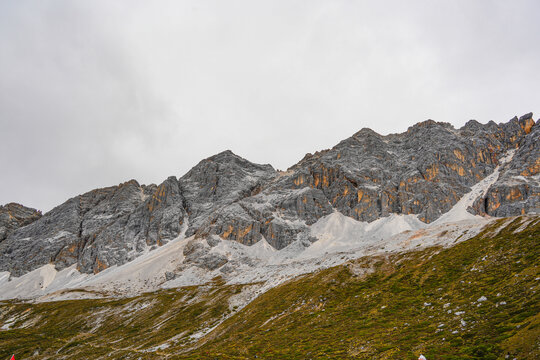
[1, 216, 539, 359]
[0, 277, 244, 359]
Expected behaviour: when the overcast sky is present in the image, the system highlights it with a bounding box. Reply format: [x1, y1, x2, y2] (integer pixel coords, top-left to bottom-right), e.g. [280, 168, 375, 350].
[1, 0, 539, 212]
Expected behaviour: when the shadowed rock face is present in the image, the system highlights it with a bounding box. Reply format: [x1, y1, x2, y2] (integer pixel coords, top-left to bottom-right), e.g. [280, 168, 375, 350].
[0, 114, 538, 276]
[0, 203, 41, 242]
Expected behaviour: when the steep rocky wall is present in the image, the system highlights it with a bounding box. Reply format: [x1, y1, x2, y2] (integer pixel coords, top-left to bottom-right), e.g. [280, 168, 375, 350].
[0, 114, 537, 275]
[0, 178, 186, 276]
[0, 203, 41, 242]
[471, 115, 539, 216]
[198, 114, 538, 249]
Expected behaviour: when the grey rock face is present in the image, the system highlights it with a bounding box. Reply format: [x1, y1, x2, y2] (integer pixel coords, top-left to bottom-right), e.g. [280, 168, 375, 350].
[0, 203, 41, 242]
[182, 238, 228, 270]
[0, 196, 82, 276]
[0, 178, 186, 276]
[179, 150, 276, 236]
[165, 271, 177, 281]
[0, 114, 538, 276]
[193, 115, 538, 249]
[471, 115, 539, 216]
[198, 253, 228, 270]
[77, 176, 187, 273]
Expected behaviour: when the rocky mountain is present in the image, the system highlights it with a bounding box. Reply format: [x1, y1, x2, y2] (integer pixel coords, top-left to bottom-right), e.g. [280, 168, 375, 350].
[0, 203, 41, 241]
[0, 178, 186, 276]
[471, 118, 540, 216]
[0, 113, 538, 277]
[1, 216, 538, 359]
[199, 113, 538, 250]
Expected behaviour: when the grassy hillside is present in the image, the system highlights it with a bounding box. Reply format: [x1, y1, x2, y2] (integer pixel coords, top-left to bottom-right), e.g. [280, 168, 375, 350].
[1, 216, 539, 359]
[0, 277, 249, 359]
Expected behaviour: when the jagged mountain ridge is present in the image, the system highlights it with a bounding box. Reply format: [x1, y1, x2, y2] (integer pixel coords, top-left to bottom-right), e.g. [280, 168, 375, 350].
[0, 113, 538, 276]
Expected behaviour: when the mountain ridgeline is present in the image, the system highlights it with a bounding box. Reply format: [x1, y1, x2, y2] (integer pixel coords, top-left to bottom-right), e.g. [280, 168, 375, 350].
[0, 114, 538, 276]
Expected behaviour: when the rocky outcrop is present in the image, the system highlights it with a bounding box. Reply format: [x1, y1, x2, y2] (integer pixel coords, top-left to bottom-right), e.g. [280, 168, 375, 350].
[0, 114, 538, 276]
[0, 178, 187, 276]
[77, 176, 187, 273]
[470, 114, 539, 216]
[182, 238, 228, 270]
[0, 203, 41, 242]
[179, 150, 285, 246]
[179, 150, 276, 236]
[195, 114, 538, 249]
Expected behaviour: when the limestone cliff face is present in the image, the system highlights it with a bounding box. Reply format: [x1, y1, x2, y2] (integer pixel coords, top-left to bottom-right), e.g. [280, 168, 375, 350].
[195, 114, 538, 249]
[0, 203, 41, 242]
[0, 178, 186, 276]
[282, 114, 535, 224]
[178, 150, 277, 239]
[470, 115, 539, 216]
[0, 114, 538, 276]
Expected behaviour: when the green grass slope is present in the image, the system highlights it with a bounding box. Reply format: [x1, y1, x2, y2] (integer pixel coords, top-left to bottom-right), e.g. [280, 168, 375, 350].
[1, 216, 539, 359]
[0, 278, 245, 359]
[189, 216, 539, 359]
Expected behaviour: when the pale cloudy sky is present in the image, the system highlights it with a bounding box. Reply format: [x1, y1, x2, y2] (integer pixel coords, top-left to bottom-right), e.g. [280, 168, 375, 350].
[0, 0, 538, 212]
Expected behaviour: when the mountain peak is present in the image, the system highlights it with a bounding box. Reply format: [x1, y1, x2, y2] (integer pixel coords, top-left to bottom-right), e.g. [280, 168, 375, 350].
[352, 127, 382, 139]
[407, 119, 454, 132]
[192, 150, 274, 174]
[207, 149, 242, 162]
[519, 112, 533, 121]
